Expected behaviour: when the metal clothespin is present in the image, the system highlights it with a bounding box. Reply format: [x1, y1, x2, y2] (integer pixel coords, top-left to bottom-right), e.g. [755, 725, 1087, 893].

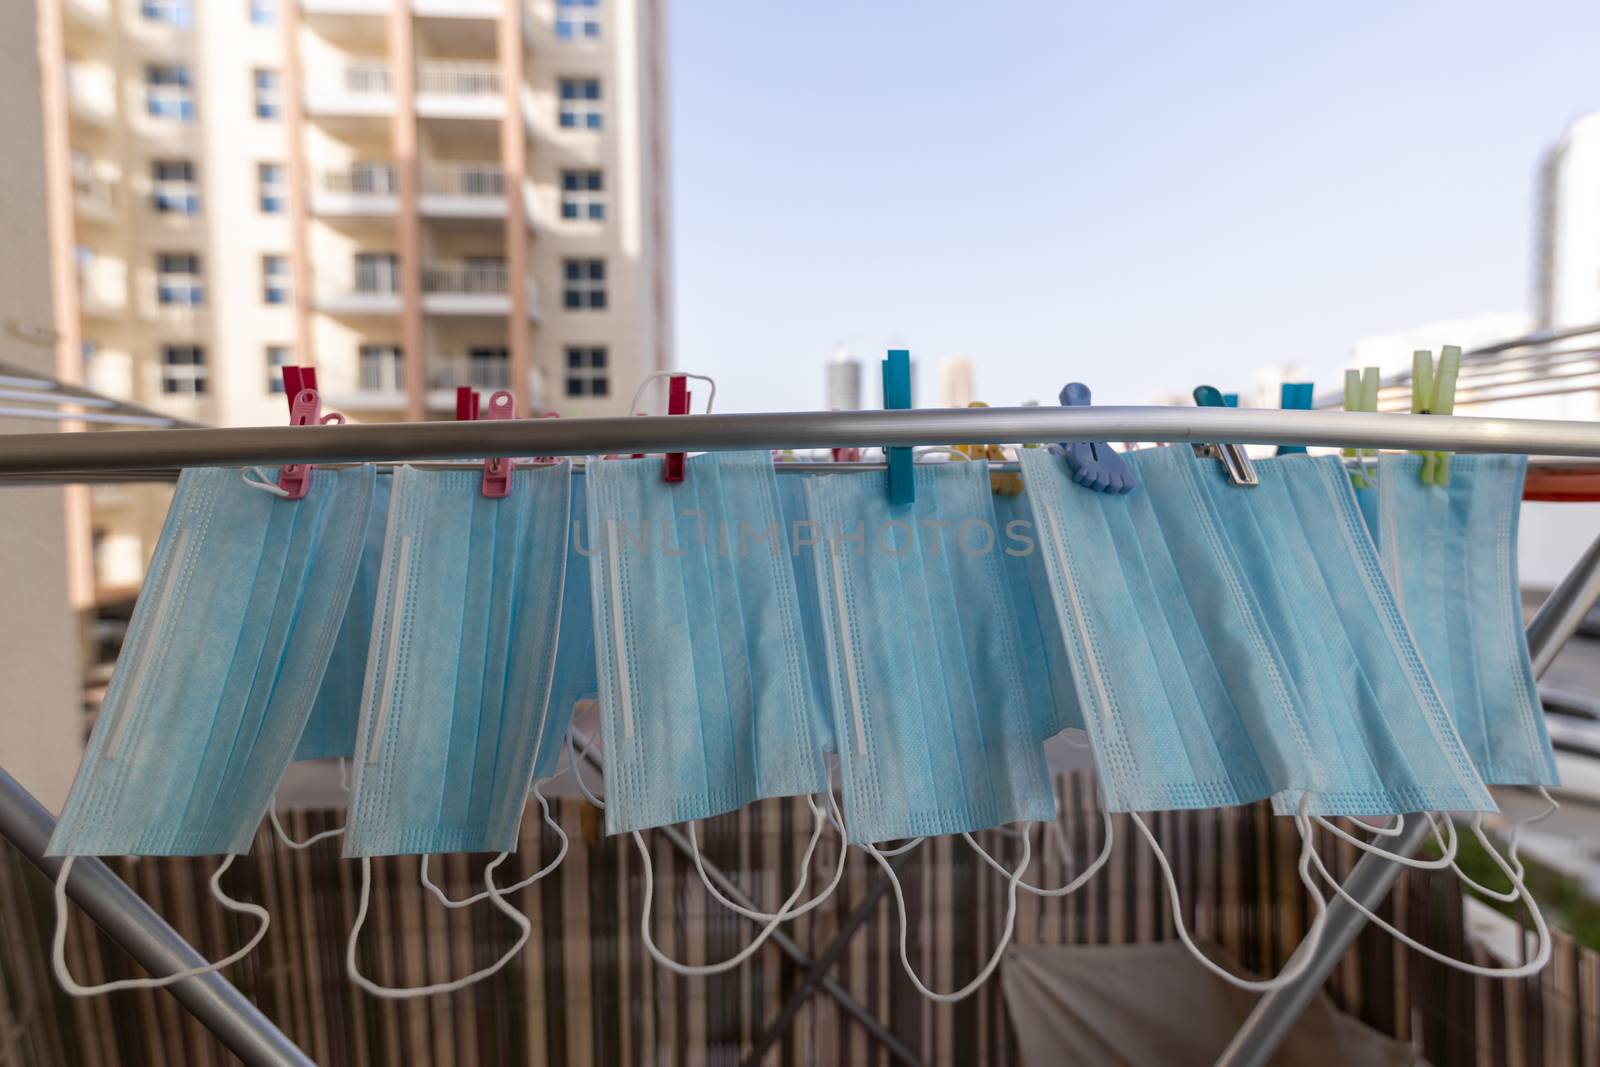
[883, 349, 913, 505]
[1411, 347, 1460, 485]
[956, 401, 1023, 496]
[663, 373, 689, 483]
[277, 365, 345, 500]
[480, 389, 516, 498]
[1275, 382, 1314, 455]
[1193, 385, 1258, 487]
[1054, 384, 1135, 494]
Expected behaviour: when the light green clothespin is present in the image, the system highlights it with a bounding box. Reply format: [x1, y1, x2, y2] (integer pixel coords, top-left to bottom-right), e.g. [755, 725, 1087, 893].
[1410, 347, 1459, 485]
[1343, 366, 1379, 489]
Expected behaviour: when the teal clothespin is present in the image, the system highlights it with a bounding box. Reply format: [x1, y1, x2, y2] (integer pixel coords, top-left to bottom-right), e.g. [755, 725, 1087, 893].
[1194, 385, 1259, 486]
[1276, 382, 1314, 455]
[883, 349, 914, 505]
[1222, 393, 1240, 407]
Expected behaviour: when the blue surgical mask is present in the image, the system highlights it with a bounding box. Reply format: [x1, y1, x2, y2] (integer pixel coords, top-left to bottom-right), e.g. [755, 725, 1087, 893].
[342, 463, 572, 856]
[991, 490, 1083, 740]
[587, 451, 830, 835]
[777, 473, 839, 753]
[1373, 454, 1557, 786]
[48, 465, 377, 858]
[804, 461, 1055, 844]
[531, 473, 596, 780]
[295, 471, 392, 761]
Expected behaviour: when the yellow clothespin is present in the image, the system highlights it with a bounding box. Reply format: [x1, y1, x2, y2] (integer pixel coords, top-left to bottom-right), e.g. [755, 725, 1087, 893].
[957, 401, 1022, 495]
[1410, 347, 1460, 485]
[1343, 367, 1380, 489]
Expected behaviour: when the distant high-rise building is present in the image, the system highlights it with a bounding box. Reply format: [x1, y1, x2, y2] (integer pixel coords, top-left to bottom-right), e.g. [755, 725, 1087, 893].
[826, 347, 860, 409]
[938, 356, 973, 408]
[1536, 112, 1600, 333]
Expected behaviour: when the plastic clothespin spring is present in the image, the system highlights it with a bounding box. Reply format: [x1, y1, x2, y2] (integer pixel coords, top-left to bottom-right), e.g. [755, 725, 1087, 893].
[1193, 386, 1258, 487]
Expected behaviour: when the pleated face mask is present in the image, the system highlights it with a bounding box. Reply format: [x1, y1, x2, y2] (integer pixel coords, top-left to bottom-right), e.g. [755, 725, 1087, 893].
[805, 461, 1056, 844]
[1374, 454, 1557, 786]
[531, 472, 596, 781]
[587, 450, 830, 835]
[343, 463, 571, 856]
[295, 470, 392, 761]
[992, 490, 1084, 741]
[49, 465, 377, 858]
[1190, 451, 1496, 816]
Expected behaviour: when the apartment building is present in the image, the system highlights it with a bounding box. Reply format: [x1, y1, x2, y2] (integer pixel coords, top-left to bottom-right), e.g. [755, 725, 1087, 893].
[39, 0, 673, 607]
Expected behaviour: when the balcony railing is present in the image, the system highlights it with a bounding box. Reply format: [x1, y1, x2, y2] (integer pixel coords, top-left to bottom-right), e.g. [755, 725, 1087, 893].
[416, 61, 501, 97]
[420, 162, 504, 197]
[422, 259, 507, 295]
[344, 61, 392, 95]
[429, 356, 510, 391]
[73, 169, 116, 216]
[320, 163, 398, 196]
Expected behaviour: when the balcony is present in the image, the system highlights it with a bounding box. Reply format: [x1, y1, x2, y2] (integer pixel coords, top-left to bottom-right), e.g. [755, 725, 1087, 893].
[65, 0, 112, 28]
[425, 354, 512, 410]
[415, 61, 504, 120]
[316, 271, 402, 316]
[305, 60, 394, 119]
[419, 162, 506, 218]
[311, 163, 398, 216]
[77, 258, 127, 319]
[413, 0, 499, 15]
[73, 168, 117, 224]
[67, 63, 116, 127]
[301, 0, 390, 12]
[421, 258, 508, 315]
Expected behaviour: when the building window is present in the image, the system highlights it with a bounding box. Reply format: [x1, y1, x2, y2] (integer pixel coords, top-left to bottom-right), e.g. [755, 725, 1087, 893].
[555, 0, 600, 40]
[151, 160, 199, 214]
[558, 78, 602, 129]
[249, 0, 278, 25]
[560, 169, 604, 221]
[564, 346, 608, 397]
[562, 258, 606, 310]
[161, 345, 206, 395]
[262, 255, 291, 304]
[258, 163, 287, 213]
[156, 253, 203, 306]
[146, 66, 195, 121]
[266, 345, 291, 392]
[358, 344, 402, 391]
[254, 69, 283, 120]
[355, 253, 400, 293]
[140, 0, 192, 28]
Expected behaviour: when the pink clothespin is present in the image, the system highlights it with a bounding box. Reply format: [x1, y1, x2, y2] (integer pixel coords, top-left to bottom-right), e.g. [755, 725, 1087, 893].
[455, 386, 479, 422]
[481, 389, 516, 498]
[663, 373, 688, 483]
[277, 366, 345, 500]
[831, 447, 863, 462]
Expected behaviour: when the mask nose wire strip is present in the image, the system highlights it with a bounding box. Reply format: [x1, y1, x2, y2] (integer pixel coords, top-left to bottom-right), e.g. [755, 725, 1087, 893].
[419, 781, 570, 908]
[52, 855, 270, 996]
[346, 851, 530, 998]
[689, 791, 846, 923]
[965, 809, 1114, 896]
[868, 825, 1031, 1003]
[1312, 812, 1459, 869]
[1131, 793, 1331, 993]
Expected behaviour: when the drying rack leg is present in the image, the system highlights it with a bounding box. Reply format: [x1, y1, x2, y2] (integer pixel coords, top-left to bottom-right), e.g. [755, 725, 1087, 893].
[1217, 528, 1600, 1067]
[0, 767, 314, 1067]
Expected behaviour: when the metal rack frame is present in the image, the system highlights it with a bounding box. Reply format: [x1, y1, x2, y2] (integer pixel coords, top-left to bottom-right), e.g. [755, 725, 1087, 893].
[3, 404, 1600, 1067]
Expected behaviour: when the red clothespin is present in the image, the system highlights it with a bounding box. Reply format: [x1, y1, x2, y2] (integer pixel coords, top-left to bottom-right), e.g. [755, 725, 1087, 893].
[663, 373, 688, 483]
[831, 447, 863, 462]
[455, 386, 479, 422]
[277, 366, 344, 500]
[481, 389, 516, 498]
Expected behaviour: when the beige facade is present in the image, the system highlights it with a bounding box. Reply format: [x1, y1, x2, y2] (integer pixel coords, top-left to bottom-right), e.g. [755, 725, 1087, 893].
[41, 0, 673, 604]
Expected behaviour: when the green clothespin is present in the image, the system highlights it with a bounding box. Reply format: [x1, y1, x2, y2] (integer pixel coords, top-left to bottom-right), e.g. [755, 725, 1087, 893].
[1343, 368, 1378, 489]
[1410, 347, 1460, 485]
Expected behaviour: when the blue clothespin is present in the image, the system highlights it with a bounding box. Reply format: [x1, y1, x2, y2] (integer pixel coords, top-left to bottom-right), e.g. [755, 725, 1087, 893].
[1194, 385, 1259, 487]
[1276, 381, 1314, 455]
[1054, 383, 1135, 493]
[883, 349, 914, 505]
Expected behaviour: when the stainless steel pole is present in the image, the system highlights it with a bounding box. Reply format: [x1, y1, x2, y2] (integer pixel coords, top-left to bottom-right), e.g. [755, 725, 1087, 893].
[3, 407, 1600, 475]
[0, 769, 315, 1067]
[1215, 529, 1600, 1067]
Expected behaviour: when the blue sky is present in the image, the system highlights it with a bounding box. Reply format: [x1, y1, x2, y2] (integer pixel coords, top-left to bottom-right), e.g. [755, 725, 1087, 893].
[669, 1, 1600, 412]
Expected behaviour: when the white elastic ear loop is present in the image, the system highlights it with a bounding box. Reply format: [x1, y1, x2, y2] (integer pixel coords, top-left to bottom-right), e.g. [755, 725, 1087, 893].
[689, 792, 847, 923]
[1131, 794, 1330, 992]
[629, 371, 717, 416]
[868, 826, 1031, 1003]
[269, 804, 343, 850]
[346, 851, 531, 998]
[338, 757, 351, 793]
[1308, 814, 1553, 978]
[240, 467, 292, 498]
[1312, 812, 1459, 869]
[1434, 788, 1560, 904]
[566, 729, 606, 809]
[819, 793, 924, 857]
[52, 855, 270, 996]
[419, 782, 570, 908]
[966, 809, 1114, 896]
[634, 827, 809, 976]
